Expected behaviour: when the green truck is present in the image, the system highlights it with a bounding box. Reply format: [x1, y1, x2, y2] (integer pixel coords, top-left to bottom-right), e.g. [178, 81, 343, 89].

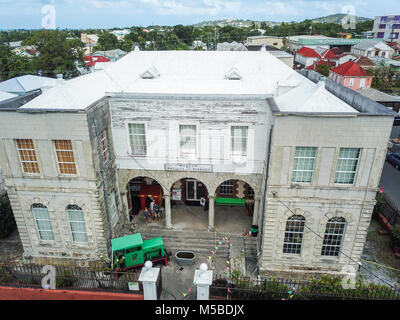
[111, 233, 168, 271]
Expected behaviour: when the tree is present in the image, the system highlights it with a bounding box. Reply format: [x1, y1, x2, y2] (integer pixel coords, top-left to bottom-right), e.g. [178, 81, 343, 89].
[372, 67, 392, 91]
[95, 32, 120, 51]
[27, 30, 84, 79]
[0, 44, 35, 81]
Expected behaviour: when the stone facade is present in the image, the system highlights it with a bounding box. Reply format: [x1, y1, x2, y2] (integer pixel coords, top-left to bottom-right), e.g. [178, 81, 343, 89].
[0, 111, 109, 264]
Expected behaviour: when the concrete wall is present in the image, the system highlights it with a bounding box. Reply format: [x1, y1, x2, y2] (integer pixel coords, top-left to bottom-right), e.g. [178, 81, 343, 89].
[0, 111, 108, 264]
[247, 37, 284, 49]
[259, 114, 393, 279]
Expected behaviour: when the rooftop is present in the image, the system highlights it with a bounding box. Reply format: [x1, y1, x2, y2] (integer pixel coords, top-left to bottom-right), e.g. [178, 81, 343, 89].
[330, 61, 372, 77]
[20, 50, 358, 114]
[0, 75, 60, 94]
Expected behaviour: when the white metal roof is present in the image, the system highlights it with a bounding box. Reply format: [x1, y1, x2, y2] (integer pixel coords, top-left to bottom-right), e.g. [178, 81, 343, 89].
[0, 75, 59, 94]
[21, 50, 357, 113]
[0, 91, 17, 102]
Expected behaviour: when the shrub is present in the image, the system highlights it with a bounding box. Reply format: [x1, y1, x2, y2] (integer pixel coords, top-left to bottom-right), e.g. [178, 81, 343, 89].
[55, 270, 76, 288]
[391, 225, 400, 249]
[0, 266, 13, 283]
[0, 194, 16, 238]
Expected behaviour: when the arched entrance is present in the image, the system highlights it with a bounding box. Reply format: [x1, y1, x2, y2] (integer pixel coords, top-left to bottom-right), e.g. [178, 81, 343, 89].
[169, 178, 210, 230]
[212, 179, 257, 234]
[126, 176, 164, 225]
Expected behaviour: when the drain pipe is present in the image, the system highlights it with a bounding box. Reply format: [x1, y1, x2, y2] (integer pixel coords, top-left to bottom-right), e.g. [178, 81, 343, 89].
[93, 119, 113, 257]
[257, 124, 274, 273]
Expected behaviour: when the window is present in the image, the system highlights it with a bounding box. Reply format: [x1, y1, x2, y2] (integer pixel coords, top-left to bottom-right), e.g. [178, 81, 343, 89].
[219, 180, 234, 195]
[179, 125, 196, 158]
[283, 215, 305, 254]
[110, 191, 118, 227]
[292, 147, 317, 183]
[334, 148, 361, 184]
[321, 217, 346, 257]
[349, 78, 355, 87]
[360, 78, 366, 88]
[247, 185, 255, 196]
[16, 139, 40, 173]
[100, 130, 110, 164]
[54, 140, 77, 175]
[231, 126, 248, 156]
[66, 205, 88, 243]
[129, 124, 146, 156]
[32, 204, 54, 241]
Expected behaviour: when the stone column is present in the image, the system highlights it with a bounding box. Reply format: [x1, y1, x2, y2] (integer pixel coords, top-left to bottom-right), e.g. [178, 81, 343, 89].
[138, 261, 160, 300]
[194, 263, 213, 300]
[164, 194, 172, 229]
[208, 195, 215, 231]
[252, 198, 260, 226]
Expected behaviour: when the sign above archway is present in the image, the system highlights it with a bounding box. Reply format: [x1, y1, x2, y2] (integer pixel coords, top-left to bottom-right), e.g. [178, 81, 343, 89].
[164, 163, 213, 173]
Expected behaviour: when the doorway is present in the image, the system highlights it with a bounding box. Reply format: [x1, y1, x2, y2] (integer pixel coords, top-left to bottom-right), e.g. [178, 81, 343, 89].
[186, 179, 206, 206]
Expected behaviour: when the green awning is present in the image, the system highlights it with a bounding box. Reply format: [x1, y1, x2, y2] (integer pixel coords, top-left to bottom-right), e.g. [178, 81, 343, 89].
[111, 233, 143, 252]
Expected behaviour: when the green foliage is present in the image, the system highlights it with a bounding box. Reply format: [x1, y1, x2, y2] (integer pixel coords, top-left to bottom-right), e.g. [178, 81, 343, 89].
[0, 195, 16, 239]
[372, 67, 394, 91]
[0, 44, 35, 81]
[55, 270, 76, 288]
[26, 29, 84, 79]
[0, 266, 13, 283]
[95, 32, 120, 51]
[374, 192, 386, 215]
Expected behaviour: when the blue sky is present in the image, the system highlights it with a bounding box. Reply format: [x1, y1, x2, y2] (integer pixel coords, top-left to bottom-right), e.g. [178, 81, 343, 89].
[0, 0, 399, 29]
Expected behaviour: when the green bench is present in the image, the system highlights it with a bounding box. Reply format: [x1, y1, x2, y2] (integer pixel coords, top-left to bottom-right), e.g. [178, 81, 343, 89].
[215, 197, 246, 207]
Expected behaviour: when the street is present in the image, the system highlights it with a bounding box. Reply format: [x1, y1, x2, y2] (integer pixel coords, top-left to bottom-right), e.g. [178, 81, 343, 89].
[380, 161, 400, 208]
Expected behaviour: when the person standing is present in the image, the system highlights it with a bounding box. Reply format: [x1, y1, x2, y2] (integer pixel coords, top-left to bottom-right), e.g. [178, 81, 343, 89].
[150, 197, 155, 220]
[144, 207, 150, 225]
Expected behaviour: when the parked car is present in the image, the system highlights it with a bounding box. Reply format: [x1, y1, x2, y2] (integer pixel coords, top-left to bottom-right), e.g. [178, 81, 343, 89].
[394, 116, 400, 126]
[386, 152, 400, 169]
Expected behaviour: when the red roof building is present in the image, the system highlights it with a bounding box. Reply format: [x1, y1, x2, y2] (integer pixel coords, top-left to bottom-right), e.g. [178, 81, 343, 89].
[329, 61, 373, 91]
[84, 55, 111, 67]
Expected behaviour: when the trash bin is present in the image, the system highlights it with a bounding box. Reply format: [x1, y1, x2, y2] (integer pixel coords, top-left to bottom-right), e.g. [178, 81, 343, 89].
[250, 225, 259, 237]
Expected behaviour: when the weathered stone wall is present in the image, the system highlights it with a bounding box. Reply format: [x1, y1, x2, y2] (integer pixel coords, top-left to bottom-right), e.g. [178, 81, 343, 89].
[259, 114, 393, 279]
[0, 111, 108, 264]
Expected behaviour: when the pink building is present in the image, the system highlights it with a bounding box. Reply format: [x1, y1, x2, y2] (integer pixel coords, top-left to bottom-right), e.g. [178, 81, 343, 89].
[329, 61, 373, 91]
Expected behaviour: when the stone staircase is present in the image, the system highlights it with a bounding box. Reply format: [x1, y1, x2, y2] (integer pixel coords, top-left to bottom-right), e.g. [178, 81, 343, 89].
[122, 224, 258, 276]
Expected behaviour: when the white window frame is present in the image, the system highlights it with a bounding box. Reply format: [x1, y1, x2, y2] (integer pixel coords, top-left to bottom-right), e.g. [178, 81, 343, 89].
[32, 204, 54, 241]
[321, 217, 347, 257]
[292, 147, 317, 184]
[53, 140, 78, 176]
[231, 126, 249, 157]
[128, 123, 147, 156]
[179, 124, 197, 159]
[283, 215, 305, 255]
[15, 139, 40, 174]
[334, 148, 361, 185]
[66, 205, 88, 243]
[219, 180, 235, 195]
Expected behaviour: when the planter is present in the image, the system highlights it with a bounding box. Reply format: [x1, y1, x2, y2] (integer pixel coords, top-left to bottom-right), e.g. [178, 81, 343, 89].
[175, 250, 196, 266]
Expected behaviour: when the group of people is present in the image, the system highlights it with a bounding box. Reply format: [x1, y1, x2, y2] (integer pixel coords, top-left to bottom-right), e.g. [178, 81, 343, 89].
[143, 195, 161, 224]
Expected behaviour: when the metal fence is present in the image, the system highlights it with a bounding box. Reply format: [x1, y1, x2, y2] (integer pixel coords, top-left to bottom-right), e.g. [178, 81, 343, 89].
[210, 275, 400, 300]
[0, 263, 143, 294]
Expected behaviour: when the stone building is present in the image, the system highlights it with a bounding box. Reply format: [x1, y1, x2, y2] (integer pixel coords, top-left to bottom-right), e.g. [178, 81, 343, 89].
[0, 49, 395, 280]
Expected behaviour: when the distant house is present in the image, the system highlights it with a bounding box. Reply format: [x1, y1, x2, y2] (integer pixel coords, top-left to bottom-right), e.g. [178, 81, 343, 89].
[354, 56, 376, 70]
[329, 61, 373, 91]
[357, 87, 400, 112]
[351, 40, 395, 59]
[246, 36, 284, 49]
[110, 29, 130, 41]
[192, 40, 207, 50]
[0, 75, 60, 95]
[337, 33, 352, 39]
[93, 49, 127, 62]
[84, 55, 111, 67]
[294, 46, 338, 68]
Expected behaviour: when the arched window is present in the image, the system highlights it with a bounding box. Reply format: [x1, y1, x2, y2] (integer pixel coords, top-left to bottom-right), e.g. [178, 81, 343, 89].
[32, 203, 54, 241]
[321, 217, 346, 257]
[283, 215, 305, 254]
[66, 205, 88, 243]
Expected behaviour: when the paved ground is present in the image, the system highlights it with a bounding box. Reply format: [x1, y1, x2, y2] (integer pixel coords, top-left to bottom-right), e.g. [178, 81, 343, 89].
[132, 203, 253, 234]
